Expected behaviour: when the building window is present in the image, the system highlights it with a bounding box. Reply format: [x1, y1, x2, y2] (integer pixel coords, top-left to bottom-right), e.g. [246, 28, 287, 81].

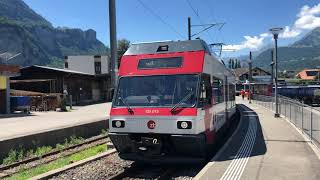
[65, 62, 68, 68]
[95, 61, 101, 74]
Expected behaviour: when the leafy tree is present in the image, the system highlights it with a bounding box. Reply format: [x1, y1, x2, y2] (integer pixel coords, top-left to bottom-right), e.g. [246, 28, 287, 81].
[117, 39, 130, 66]
[237, 59, 241, 68]
[228, 59, 232, 69]
[231, 59, 235, 69]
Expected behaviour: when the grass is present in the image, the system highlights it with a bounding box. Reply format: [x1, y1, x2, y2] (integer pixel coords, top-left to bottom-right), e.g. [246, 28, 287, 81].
[5, 144, 107, 180]
[2, 136, 85, 165]
[2, 131, 107, 165]
[101, 129, 108, 135]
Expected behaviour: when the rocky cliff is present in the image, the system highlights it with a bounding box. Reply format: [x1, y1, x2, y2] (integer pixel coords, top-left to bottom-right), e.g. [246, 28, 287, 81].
[0, 0, 107, 67]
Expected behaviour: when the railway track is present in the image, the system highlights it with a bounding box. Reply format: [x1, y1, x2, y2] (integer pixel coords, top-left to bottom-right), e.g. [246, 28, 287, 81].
[0, 135, 110, 179]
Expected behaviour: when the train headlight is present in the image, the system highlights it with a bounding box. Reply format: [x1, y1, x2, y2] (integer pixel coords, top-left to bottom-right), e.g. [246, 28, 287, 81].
[181, 122, 188, 129]
[112, 120, 125, 128]
[177, 121, 192, 129]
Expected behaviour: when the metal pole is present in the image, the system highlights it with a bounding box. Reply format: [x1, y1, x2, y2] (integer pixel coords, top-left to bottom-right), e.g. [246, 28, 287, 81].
[302, 106, 304, 133]
[109, 0, 118, 90]
[6, 77, 10, 114]
[311, 108, 313, 141]
[188, 17, 191, 40]
[271, 50, 274, 85]
[224, 75, 228, 122]
[249, 51, 252, 104]
[274, 34, 280, 117]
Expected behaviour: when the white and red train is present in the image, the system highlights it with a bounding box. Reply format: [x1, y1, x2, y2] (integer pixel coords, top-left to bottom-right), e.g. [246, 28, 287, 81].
[109, 39, 236, 162]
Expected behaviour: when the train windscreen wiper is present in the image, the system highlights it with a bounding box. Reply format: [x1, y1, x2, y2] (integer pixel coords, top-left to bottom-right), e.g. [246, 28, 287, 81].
[170, 90, 193, 113]
[119, 95, 134, 114]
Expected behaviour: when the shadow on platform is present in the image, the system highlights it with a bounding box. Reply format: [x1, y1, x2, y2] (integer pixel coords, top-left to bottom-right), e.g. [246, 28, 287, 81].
[215, 104, 267, 162]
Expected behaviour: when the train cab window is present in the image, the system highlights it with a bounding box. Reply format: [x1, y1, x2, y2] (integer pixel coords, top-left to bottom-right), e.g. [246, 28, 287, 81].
[199, 74, 212, 106]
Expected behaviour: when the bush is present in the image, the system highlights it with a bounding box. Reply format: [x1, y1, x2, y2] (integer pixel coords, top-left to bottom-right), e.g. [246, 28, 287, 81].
[3, 149, 17, 165]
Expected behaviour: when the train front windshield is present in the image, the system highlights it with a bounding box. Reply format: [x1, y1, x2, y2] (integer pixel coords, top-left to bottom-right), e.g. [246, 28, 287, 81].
[114, 75, 199, 107]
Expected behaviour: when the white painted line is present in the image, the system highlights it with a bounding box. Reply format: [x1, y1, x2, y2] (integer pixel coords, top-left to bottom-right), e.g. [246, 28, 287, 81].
[193, 106, 245, 180]
[219, 116, 257, 180]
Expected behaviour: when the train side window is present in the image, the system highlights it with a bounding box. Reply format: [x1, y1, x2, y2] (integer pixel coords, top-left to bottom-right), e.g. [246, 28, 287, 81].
[199, 74, 212, 106]
[212, 77, 223, 104]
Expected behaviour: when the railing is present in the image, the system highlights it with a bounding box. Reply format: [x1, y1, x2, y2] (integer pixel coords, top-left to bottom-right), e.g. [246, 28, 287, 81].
[252, 94, 320, 149]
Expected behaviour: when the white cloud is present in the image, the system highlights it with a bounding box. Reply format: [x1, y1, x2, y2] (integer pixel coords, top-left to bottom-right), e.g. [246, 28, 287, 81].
[279, 26, 301, 38]
[260, 33, 271, 38]
[225, 3, 320, 52]
[294, 4, 320, 30]
[223, 35, 265, 51]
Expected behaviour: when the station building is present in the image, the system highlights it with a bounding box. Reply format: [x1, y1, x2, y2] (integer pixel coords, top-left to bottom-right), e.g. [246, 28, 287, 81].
[234, 67, 272, 95]
[11, 55, 112, 105]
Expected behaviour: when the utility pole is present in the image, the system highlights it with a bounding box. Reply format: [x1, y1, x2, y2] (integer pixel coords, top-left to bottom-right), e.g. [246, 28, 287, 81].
[109, 0, 118, 95]
[187, 17, 225, 40]
[188, 17, 191, 40]
[249, 51, 252, 103]
[270, 50, 274, 85]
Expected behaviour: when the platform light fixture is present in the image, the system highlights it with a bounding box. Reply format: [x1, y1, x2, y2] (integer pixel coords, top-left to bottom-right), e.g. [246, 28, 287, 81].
[269, 27, 283, 118]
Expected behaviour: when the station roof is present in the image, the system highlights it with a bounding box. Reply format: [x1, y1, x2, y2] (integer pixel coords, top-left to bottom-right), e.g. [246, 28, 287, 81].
[21, 65, 94, 76]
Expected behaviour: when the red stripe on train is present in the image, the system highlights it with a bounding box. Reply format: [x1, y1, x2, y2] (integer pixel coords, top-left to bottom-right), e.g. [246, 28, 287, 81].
[110, 108, 197, 116]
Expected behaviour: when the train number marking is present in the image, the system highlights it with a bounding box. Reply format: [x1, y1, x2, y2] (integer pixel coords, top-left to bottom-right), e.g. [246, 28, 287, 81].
[145, 110, 160, 114]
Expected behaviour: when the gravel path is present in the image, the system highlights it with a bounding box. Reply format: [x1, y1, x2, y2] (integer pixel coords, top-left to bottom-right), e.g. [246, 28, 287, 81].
[50, 153, 132, 180]
[50, 153, 203, 180]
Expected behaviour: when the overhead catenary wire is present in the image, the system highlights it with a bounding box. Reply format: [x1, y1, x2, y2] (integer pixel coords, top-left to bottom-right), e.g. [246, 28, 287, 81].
[137, 0, 184, 39]
[185, 0, 215, 42]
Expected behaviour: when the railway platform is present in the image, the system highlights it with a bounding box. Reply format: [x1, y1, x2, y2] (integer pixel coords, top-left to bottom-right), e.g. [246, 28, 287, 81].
[195, 98, 320, 180]
[0, 102, 111, 160]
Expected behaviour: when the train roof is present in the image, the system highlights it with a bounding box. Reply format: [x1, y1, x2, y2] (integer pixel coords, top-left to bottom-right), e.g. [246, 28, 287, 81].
[124, 39, 212, 56]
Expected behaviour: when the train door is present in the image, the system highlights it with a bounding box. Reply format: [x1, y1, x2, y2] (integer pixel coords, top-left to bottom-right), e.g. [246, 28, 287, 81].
[199, 74, 214, 144]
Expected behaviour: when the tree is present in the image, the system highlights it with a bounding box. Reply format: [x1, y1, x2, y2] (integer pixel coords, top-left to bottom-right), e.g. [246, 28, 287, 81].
[228, 59, 232, 69]
[238, 60, 242, 68]
[117, 39, 130, 66]
[231, 59, 235, 69]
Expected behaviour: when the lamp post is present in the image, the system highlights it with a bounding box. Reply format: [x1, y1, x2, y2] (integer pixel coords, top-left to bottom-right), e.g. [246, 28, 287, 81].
[269, 27, 283, 118]
[248, 51, 252, 104]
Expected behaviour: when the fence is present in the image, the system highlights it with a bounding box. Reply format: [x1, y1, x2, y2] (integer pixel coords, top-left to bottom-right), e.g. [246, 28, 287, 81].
[252, 94, 320, 149]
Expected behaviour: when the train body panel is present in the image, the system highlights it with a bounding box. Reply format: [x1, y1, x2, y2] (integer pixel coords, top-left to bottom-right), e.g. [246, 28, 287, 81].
[109, 39, 236, 162]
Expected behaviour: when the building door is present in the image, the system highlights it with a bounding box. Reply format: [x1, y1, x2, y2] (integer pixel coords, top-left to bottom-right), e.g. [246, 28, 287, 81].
[0, 89, 6, 113]
[0, 76, 7, 113]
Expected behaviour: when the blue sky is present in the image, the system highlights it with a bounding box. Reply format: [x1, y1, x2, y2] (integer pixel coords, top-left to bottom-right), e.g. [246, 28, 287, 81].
[23, 0, 320, 57]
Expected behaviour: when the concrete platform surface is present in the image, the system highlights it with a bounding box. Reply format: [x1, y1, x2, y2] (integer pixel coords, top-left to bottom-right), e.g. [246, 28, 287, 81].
[0, 102, 111, 141]
[196, 98, 320, 180]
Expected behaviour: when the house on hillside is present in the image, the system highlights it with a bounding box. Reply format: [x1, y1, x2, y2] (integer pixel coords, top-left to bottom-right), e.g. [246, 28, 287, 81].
[233, 67, 272, 95]
[296, 69, 320, 81]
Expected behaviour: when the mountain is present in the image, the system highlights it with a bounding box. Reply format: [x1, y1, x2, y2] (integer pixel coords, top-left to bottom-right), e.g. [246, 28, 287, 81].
[0, 0, 107, 67]
[253, 27, 320, 71]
